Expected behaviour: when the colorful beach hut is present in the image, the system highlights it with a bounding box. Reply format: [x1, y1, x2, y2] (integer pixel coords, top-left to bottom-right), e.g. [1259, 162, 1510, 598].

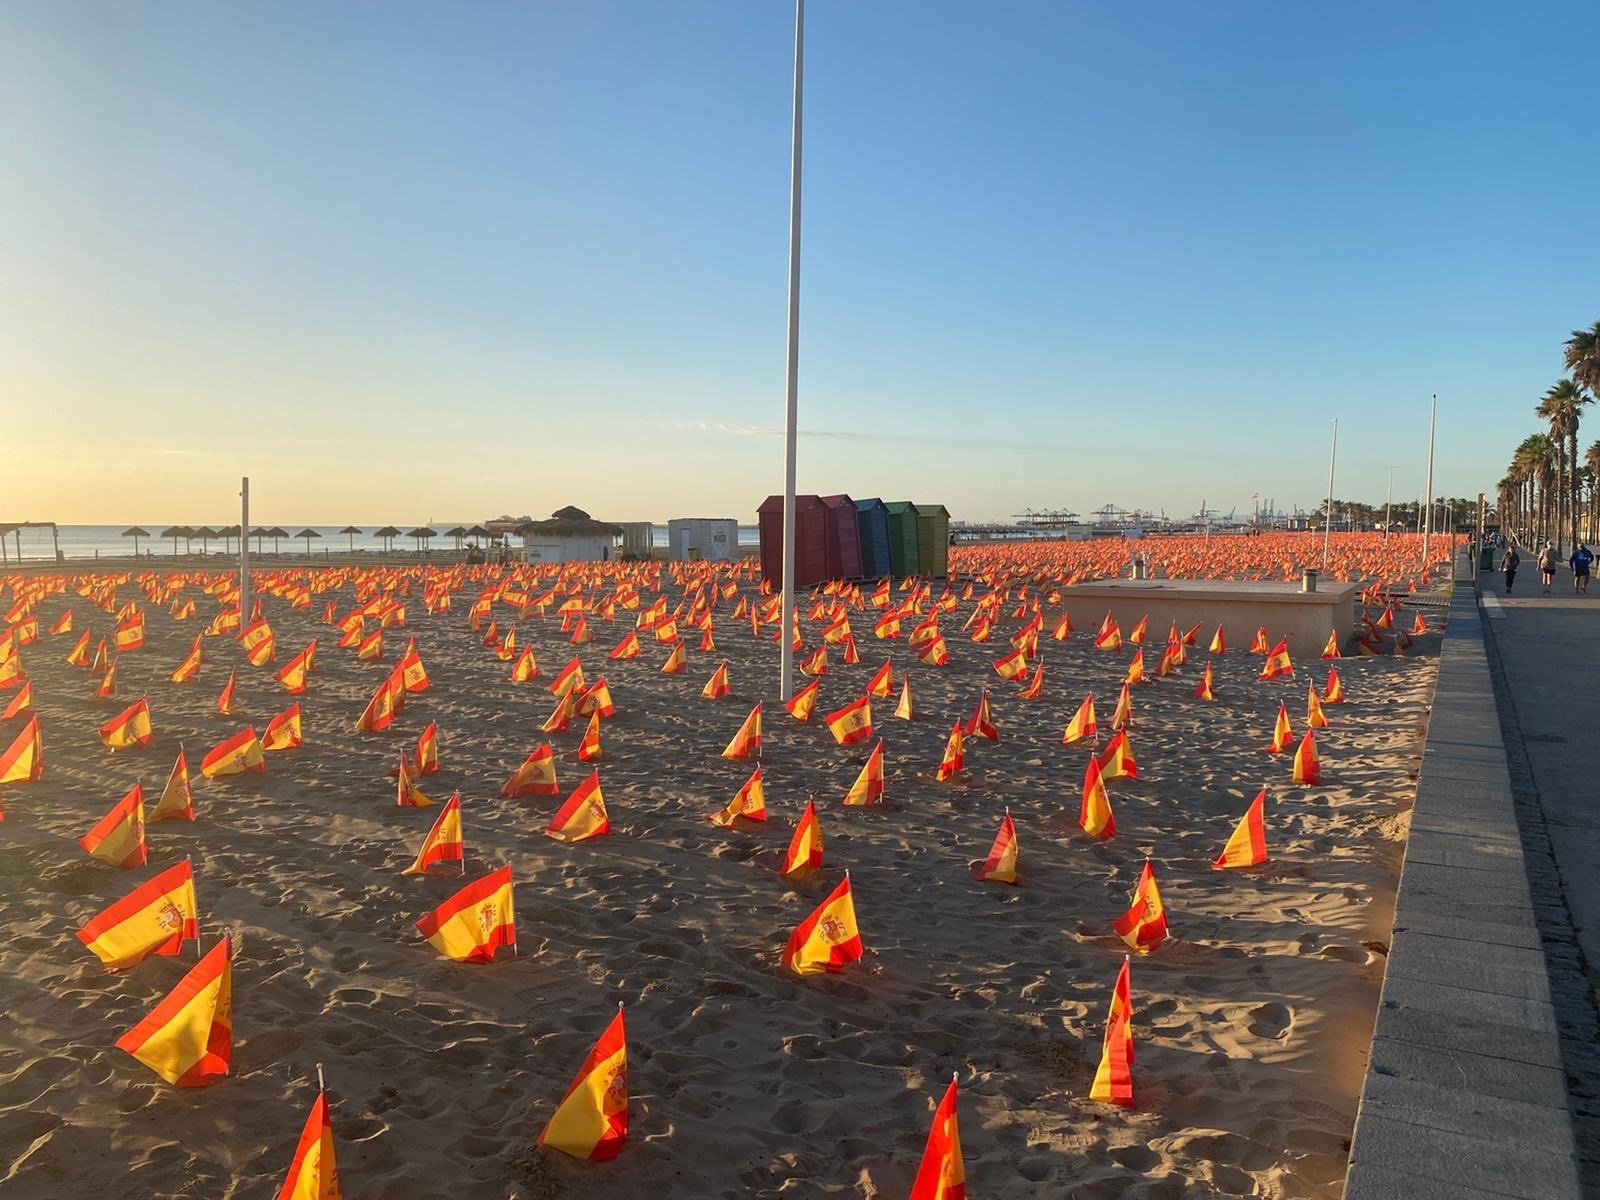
[916, 503, 951, 578]
[819, 495, 863, 579]
[883, 502, 921, 577]
[757, 495, 828, 588]
[854, 498, 891, 578]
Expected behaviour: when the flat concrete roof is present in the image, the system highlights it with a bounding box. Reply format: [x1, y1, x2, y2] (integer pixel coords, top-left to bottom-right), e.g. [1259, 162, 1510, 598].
[1062, 578, 1363, 604]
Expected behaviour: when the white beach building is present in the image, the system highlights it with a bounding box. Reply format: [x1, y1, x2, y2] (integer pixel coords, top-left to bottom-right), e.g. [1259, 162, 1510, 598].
[516, 506, 622, 564]
[667, 518, 738, 562]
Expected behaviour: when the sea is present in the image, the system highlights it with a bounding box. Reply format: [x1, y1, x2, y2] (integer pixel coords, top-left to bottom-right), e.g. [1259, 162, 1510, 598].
[0, 524, 761, 564]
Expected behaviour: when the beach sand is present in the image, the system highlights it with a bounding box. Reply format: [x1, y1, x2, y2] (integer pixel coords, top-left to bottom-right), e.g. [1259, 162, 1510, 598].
[0, 572, 1436, 1198]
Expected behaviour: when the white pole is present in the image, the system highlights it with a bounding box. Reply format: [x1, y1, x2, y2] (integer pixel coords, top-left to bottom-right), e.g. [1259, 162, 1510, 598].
[1384, 467, 1395, 541]
[1422, 394, 1437, 579]
[778, 0, 805, 703]
[1321, 419, 1338, 570]
[239, 477, 250, 620]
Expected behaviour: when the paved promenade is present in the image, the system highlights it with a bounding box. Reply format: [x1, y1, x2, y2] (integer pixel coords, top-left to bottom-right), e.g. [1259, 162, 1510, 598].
[1344, 556, 1591, 1199]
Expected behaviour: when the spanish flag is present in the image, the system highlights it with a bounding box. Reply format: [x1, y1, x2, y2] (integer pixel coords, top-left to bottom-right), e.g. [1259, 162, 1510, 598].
[1127, 615, 1148, 645]
[608, 632, 641, 661]
[1097, 729, 1137, 781]
[701, 661, 731, 701]
[403, 792, 465, 876]
[1112, 861, 1168, 954]
[975, 810, 1019, 884]
[241, 619, 276, 666]
[576, 679, 615, 719]
[357, 629, 383, 662]
[538, 1006, 628, 1161]
[1093, 615, 1121, 651]
[799, 645, 828, 677]
[500, 745, 558, 797]
[494, 630, 515, 662]
[99, 697, 154, 751]
[1079, 757, 1115, 840]
[785, 678, 820, 723]
[1124, 649, 1145, 685]
[710, 766, 766, 827]
[1259, 639, 1293, 680]
[722, 704, 762, 760]
[894, 677, 914, 720]
[782, 874, 863, 975]
[1110, 682, 1132, 731]
[825, 695, 873, 747]
[540, 691, 575, 734]
[1090, 975, 1135, 1108]
[277, 643, 315, 694]
[660, 641, 687, 675]
[151, 749, 195, 821]
[94, 657, 118, 700]
[916, 633, 950, 666]
[993, 647, 1027, 681]
[547, 771, 609, 842]
[908, 1076, 966, 1200]
[50, 609, 73, 635]
[865, 660, 894, 699]
[1323, 667, 1344, 704]
[1213, 788, 1267, 869]
[170, 637, 203, 684]
[1249, 627, 1269, 654]
[201, 727, 266, 778]
[415, 865, 515, 962]
[1292, 729, 1320, 785]
[843, 740, 885, 806]
[354, 674, 402, 733]
[76, 859, 198, 969]
[1194, 663, 1216, 701]
[1267, 703, 1292, 754]
[1062, 694, 1097, 745]
[114, 613, 146, 652]
[1208, 626, 1226, 655]
[550, 658, 586, 698]
[1052, 612, 1073, 641]
[275, 1075, 341, 1200]
[1018, 659, 1044, 700]
[576, 711, 603, 762]
[963, 691, 998, 743]
[2, 679, 32, 720]
[510, 646, 541, 682]
[0, 715, 43, 782]
[413, 722, 440, 774]
[1306, 683, 1329, 729]
[263, 704, 303, 752]
[782, 801, 823, 875]
[1321, 629, 1342, 660]
[65, 630, 90, 667]
[934, 723, 964, 782]
[116, 934, 232, 1086]
[216, 668, 238, 716]
[395, 763, 434, 808]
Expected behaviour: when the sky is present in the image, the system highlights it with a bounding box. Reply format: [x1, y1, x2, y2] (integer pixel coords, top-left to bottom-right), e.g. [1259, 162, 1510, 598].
[4, 1, 1597, 527]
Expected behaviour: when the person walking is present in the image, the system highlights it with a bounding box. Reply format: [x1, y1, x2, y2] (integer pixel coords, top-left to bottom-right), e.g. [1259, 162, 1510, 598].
[1502, 543, 1521, 593]
[1571, 543, 1594, 595]
[1539, 541, 1561, 593]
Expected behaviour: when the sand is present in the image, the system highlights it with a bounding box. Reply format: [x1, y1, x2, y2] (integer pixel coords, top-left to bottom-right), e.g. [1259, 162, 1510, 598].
[0, 566, 1437, 1198]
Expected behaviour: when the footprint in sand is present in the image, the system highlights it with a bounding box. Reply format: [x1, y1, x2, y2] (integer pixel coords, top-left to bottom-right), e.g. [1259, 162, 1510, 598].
[1247, 1002, 1293, 1039]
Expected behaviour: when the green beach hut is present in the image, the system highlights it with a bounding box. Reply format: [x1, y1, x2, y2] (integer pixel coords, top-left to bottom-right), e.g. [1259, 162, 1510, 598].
[883, 501, 920, 577]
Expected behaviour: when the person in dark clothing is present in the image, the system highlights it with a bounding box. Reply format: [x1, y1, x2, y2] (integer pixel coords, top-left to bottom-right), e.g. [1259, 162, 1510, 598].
[1502, 545, 1520, 592]
[1571, 543, 1594, 595]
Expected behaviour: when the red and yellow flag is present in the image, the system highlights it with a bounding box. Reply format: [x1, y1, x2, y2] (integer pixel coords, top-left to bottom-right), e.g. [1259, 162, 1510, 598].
[2, 679, 33, 719]
[94, 657, 118, 700]
[894, 676, 914, 720]
[275, 1078, 341, 1200]
[151, 749, 195, 821]
[277, 642, 316, 694]
[413, 722, 440, 774]
[909, 1076, 967, 1200]
[993, 647, 1027, 681]
[701, 661, 730, 701]
[1267, 703, 1292, 754]
[170, 637, 203, 684]
[241, 619, 276, 666]
[50, 609, 73, 635]
[1321, 629, 1342, 659]
[865, 660, 894, 699]
[395, 761, 434, 808]
[116, 933, 232, 1086]
[1112, 861, 1168, 954]
[538, 1006, 628, 1161]
[354, 673, 403, 733]
[785, 678, 820, 723]
[1127, 615, 1148, 645]
[1062, 694, 1097, 745]
[1093, 615, 1121, 651]
[783, 875, 864, 975]
[1097, 729, 1137, 781]
[415, 865, 515, 962]
[114, 612, 146, 652]
[215, 668, 238, 716]
[76, 859, 197, 969]
[1292, 729, 1321, 784]
[1194, 663, 1216, 701]
[782, 801, 823, 876]
[263, 704, 303, 752]
[65, 630, 91, 667]
[500, 745, 558, 797]
[576, 711, 603, 762]
[577, 679, 615, 719]
[608, 632, 640, 661]
[1090, 963, 1135, 1108]
[843, 740, 885, 806]
[550, 658, 586, 698]
[963, 691, 998, 743]
[1249, 627, 1270, 654]
[0, 714, 43, 782]
[710, 767, 766, 827]
[934, 723, 964, 782]
[1307, 682, 1329, 729]
[403, 792, 464, 876]
[547, 771, 609, 842]
[357, 629, 384, 662]
[1110, 682, 1132, 730]
[975, 811, 1019, 885]
[1324, 667, 1344, 704]
[722, 703, 762, 759]
[1214, 788, 1268, 868]
[1259, 638, 1293, 680]
[825, 695, 873, 746]
[1079, 757, 1115, 840]
[201, 727, 266, 778]
[100, 696, 153, 750]
[1209, 625, 1226, 655]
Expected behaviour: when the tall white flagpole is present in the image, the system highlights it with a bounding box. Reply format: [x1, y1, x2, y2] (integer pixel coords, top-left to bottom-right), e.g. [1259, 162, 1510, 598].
[239, 477, 250, 620]
[1421, 393, 1437, 578]
[1322, 419, 1338, 570]
[778, 0, 805, 702]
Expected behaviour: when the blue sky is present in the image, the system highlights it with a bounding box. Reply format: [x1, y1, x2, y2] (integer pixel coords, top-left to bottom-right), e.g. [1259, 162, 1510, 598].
[3, 1, 1596, 525]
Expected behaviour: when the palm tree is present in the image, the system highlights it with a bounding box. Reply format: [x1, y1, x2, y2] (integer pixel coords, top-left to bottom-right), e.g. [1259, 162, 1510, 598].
[1513, 434, 1557, 543]
[1565, 320, 1600, 393]
[1586, 440, 1600, 541]
[1497, 476, 1515, 535]
[1537, 379, 1592, 550]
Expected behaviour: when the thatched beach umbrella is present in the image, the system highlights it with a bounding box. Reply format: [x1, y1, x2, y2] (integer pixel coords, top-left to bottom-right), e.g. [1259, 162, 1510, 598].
[405, 527, 437, 555]
[294, 528, 322, 555]
[249, 526, 271, 555]
[443, 525, 468, 551]
[193, 526, 217, 555]
[340, 525, 362, 553]
[218, 525, 241, 554]
[159, 525, 191, 556]
[122, 526, 150, 556]
[268, 526, 289, 555]
[373, 525, 401, 553]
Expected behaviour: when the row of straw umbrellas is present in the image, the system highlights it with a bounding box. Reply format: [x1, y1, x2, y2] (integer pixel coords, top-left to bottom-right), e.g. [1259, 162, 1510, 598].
[118, 525, 499, 556]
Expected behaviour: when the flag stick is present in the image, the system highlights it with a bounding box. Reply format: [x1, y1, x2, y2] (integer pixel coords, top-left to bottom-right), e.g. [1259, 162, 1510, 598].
[778, 0, 805, 704]
[239, 476, 250, 630]
[1421, 393, 1437, 579]
[316, 1062, 326, 1092]
[1321, 419, 1338, 571]
[186, 854, 200, 957]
